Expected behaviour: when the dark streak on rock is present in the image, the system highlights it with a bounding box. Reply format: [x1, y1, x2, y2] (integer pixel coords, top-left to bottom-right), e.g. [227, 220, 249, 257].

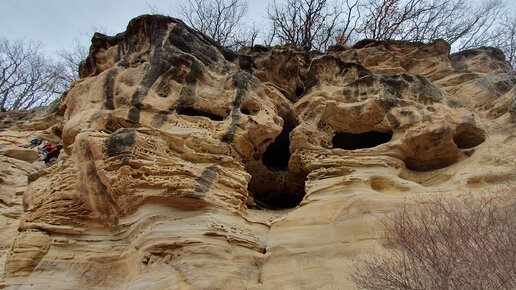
[150, 60, 203, 127]
[378, 93, 399, 111]
[169, 24, 218, 66]
[103, 68, 120, 110]
[222, 71, 251, 143]
[416, 75, 442, 104]
[127, 107, 142, 124]
[126, 24, 171, 123]
[150, 112, 168, 128]
[386, 113, 400, 128]
[106, 129, 136, 160]
[87, 110, 104, 125]
[194, 164, 220, 194]
[239, 55, 255, 71]
[382, 76, 404, 98]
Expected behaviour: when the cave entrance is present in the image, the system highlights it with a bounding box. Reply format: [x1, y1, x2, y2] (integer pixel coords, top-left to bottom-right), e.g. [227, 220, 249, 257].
[247, 167, 307, 209]
[332, 131, 392, 150]
[261, 120, 294, 170]
[246, 115, 306, 210]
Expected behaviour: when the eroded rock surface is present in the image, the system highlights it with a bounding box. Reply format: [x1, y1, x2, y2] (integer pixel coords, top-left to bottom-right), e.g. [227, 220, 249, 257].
[1, 15, 515, 289]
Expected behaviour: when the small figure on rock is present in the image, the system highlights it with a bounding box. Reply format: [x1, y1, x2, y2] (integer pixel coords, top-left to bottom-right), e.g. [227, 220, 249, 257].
[44, 144, 62, 165]
[40, 141, 52, 153]
[18, 138, 42, 149]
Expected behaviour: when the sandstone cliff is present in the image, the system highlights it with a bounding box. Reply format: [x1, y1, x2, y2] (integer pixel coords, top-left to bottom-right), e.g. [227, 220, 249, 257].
[0, 15, 515, 289]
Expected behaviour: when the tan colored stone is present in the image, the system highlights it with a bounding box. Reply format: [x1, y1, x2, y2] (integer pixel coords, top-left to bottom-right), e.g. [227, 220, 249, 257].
[0, 148, 39, 163]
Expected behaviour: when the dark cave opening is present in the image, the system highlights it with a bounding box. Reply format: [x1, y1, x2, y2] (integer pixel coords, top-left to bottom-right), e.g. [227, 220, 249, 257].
[240, 107, 251, 115]
[261, 121, 294, 170]
[176, 107, 225, 121]
[332, 131, 393, 150]
[247, 116, 306, 210]
[248, 168, 307, 209]
[295, 86, 304, 98]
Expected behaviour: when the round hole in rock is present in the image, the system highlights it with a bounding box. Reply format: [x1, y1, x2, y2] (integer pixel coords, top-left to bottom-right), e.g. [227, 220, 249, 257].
[240, 107, 251, 115]
[453, 124, 485, 149]
[332, 131, 393, 150]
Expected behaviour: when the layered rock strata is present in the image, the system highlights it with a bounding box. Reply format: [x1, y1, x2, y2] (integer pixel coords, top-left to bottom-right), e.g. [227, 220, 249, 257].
[1, 15, 515, 289]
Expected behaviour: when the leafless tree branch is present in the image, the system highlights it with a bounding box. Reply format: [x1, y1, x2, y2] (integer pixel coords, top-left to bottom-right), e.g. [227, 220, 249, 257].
[179, 0, 249, 47]
[357, 0, 505, 50]
[266, 0, 359, 51]
[0, 39, 65, 111]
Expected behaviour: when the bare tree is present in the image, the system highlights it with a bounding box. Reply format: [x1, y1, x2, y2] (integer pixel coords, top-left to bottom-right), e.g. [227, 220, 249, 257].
[357, 0, 504, 50]
[57, 41, 89, 86]
[452, 0, 504, 50]
[0, 39, 63, 112]
[352, 191, 516, 290]
[179, 0, 249, 47]
[359, 0, 429, 41]
[266, 0, 359, 51]
[56, 26, 110, 86]
[231, 23, 261, 50]
[492, 13, 516, 68]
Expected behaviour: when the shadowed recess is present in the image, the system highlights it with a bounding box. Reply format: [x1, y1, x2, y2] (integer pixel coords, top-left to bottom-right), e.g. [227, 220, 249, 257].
[261, 121, 294, 170]
[247, 116, 306, 209]
[332, 131, 393, 150]
[176, 107, 225, 121]
[453, 123, 485, 149]
[295, 86, 304, 98]
[250, 171, 307, 209]
[405, 156, 457, 172]
[106, 129, 136, 157]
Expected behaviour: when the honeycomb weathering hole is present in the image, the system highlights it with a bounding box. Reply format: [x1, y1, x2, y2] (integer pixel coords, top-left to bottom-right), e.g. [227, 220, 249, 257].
[247, 117, 306, 209]
[176, 107, 224, 121]
[332, 131, 393, 150]
[453, 124, 485, 149]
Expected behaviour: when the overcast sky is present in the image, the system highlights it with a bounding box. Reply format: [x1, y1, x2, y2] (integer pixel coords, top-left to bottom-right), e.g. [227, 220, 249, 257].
[0, 0, 269, 56]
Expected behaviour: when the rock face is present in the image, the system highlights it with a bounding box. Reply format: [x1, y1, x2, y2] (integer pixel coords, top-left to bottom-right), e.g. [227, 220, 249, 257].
[1, 15, 515, 289]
